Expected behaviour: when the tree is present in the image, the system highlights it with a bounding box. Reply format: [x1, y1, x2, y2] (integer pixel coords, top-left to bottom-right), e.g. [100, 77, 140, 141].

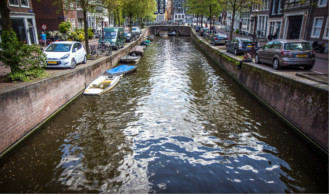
[54, 0, 103, 55]
[121, 0, 156, 31]
[0, 0, 12, 31]
[219, 0, 261, 41]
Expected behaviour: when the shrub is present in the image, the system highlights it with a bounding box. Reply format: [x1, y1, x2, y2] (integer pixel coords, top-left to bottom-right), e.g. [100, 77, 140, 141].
[88, 28, 94, 39]
[59, 21, 72, 33]
[0, 30, 48, 82]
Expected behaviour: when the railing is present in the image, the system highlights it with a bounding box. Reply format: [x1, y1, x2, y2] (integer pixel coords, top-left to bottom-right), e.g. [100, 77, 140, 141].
[284, 0, 309, 10]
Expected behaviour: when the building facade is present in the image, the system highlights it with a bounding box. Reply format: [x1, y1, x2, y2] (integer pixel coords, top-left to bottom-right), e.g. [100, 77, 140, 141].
[227, 0, 328, 44]
[172, 0, 185, 22]
[155, 0, 166, 22]
[3, 0, 39, 44]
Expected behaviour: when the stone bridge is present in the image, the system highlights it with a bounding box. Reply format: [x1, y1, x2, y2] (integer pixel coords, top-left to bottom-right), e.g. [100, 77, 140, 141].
[148, 25, 192, 36]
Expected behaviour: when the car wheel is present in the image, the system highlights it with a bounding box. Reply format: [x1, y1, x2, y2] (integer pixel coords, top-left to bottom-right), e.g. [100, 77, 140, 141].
[255, 54, 261, 64]
[82, 55, 87, 64]
[70, 59, 76, 69]
[234, 49, 238, 55]
[272, 58, 281, 70]
[304, 65, 313, 70]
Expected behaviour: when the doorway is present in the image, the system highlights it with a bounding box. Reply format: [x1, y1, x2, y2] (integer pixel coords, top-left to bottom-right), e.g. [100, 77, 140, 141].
[287, 15, 303, 39]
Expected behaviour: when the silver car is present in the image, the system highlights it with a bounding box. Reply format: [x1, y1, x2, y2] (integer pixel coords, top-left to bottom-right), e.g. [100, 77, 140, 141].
[255, 40, 315, 70]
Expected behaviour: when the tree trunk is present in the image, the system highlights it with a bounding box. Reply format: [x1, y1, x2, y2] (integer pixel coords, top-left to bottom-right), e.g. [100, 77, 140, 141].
[230, 8, 236, 41]
[209, 6, 212, 33]
[0, 0, 12, 31]
[83, 10, 90, 55]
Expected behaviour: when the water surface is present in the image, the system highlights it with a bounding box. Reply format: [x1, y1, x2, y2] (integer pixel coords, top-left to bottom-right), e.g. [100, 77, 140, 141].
[0, 37, 328, 193]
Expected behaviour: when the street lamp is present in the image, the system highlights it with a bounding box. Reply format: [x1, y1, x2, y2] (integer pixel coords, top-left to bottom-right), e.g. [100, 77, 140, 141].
[251, 9, 259, 57]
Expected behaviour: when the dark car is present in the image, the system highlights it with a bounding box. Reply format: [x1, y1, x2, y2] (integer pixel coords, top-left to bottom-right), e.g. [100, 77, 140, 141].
[255, 40, 315, 70]
[226, 37, 259, 55]
[199, 28, 209, 36]
[124, 32, 132, 43]
[210, 34, 228, 45]
[195, 26, 201, 32]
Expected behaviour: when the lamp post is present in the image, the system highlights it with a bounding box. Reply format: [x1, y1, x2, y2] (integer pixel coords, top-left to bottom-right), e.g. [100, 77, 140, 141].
[251, 9, 259, 57]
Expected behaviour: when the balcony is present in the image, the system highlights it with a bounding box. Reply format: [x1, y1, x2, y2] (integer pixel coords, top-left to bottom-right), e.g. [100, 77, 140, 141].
[284, 0, 309, 11]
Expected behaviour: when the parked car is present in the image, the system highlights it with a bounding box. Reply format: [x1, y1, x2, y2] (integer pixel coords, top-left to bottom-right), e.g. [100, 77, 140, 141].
[203, 29, 211, 39]
[132, 27, 141, 36]
[210, 34, 228, 45]
[102, 27, 125, 50]
[44, 41, 87, 69]
[199, 28, 209, 36]
[124, 32, 132, 43]
[255, 40, 315, 70]
[226, 37, 259, 55]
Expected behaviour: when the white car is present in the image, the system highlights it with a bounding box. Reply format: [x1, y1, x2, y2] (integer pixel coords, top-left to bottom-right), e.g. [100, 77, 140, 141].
[44, 41, 87, 69]
[132, 27, 141, 35]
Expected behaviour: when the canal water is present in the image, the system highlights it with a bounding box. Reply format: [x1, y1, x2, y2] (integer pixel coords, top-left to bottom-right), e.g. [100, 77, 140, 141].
[0, 37, 328, 193]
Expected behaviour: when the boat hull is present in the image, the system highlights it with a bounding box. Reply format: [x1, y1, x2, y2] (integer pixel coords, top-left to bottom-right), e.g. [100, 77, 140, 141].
[84, 75, 121, 95]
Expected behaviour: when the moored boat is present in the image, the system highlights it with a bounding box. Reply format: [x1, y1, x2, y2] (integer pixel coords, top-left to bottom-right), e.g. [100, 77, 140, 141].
[168, 31, 176, 36]
[130, 46, 145, 56]
[120, 55, 141, 63]
[105, 65, 137, 76]
[84, 74, 121, 95]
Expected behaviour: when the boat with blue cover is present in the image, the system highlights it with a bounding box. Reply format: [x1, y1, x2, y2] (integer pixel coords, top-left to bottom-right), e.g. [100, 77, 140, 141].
[106, 65, 137, 75]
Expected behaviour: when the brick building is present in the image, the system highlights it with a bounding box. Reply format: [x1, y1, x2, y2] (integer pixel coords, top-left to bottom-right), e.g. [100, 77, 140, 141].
[32, 0, 77, 32]
[1, 0, 39, 44]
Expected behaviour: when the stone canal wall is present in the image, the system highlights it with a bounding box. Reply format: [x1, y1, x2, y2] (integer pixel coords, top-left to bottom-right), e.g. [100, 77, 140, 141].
[190, 29, 329, 152]
[0, 28, 150, 157]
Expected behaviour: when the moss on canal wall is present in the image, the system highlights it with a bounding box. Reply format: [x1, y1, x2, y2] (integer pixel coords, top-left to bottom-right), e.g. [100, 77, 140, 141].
[190, 28, 329, 154]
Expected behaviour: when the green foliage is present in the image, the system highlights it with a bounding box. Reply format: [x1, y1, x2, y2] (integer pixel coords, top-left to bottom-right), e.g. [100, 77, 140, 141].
[5, 68, 49, 82]
[88, 28, 94, 39]
[0, 31, 21, 72]
[59, 21, 72, 33]
[0, 31, 48, 82]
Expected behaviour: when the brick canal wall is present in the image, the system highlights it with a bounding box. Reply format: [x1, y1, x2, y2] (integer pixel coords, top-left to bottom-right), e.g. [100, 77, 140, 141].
[0, 28, 150, 157]
[190, 29, 329, 152]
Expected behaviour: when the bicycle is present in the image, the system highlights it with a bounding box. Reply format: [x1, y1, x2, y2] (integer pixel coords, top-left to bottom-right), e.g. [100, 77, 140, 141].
[97, 41, 112, 56]
[90, 45, 97, 56]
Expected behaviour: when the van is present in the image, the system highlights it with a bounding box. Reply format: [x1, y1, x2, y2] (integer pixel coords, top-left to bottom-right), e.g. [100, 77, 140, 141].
[100, 27, 125, 50]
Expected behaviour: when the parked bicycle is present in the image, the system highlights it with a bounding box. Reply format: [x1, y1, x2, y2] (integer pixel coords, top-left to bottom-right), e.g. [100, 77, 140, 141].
[90, 45, 97, 56]
[97, 41, 112, 56]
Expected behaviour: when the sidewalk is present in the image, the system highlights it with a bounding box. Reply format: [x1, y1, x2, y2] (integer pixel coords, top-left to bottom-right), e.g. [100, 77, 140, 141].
[216, 26, 329, 61]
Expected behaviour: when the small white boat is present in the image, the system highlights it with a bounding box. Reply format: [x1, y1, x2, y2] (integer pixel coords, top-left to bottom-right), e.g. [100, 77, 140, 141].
[84, 74, 121, 95]
[120, 55, 141, 63]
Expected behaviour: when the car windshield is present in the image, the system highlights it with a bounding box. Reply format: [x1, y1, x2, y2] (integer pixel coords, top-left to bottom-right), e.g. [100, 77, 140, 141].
[284, 42, 313, 50]
[45, 43, 72, 52]
[132, 28, 137, 30]
[241, 39, 252, 43]
[104, 31, 117, 39]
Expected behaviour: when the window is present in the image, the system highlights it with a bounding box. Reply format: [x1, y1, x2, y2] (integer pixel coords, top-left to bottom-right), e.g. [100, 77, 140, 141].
[272, 0, 276, 15]
[323, 17, 329, 39]
[271, 41, 282, 49]
[318, 0, 328, 7]
[278, 0, 281, 14]
[264, 41, 273, 49]
[8, 0, 19, 6]
[71, 18, 75, 29]
[311, 17, 324, 38]
[20, 0, 29, 7]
